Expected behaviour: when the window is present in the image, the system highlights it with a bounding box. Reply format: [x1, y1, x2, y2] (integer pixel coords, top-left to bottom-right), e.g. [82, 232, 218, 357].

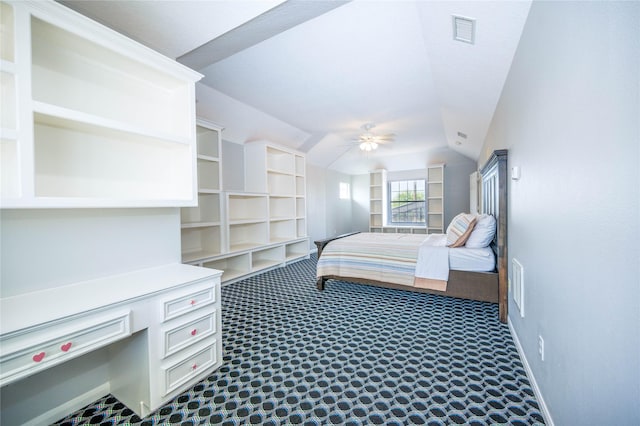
[339, 182, 350, 199]
[388, 179, 426, 225]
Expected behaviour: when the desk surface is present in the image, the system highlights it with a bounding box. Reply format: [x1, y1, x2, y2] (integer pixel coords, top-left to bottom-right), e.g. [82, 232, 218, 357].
[0, 263, 222, 334]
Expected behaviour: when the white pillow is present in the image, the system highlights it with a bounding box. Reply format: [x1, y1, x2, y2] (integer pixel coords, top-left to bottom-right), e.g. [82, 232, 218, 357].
[465, 214, 496, 248]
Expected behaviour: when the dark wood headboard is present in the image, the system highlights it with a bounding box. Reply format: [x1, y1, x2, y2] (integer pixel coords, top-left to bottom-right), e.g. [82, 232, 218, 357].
[480, 149, 508, 322]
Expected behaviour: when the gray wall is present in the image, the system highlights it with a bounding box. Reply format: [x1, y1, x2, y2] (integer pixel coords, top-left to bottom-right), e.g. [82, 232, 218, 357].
[351, 173, 370, 233]
[221, 140, 245, 191]
[480, 1, 639, 424]
[305, 163, 327, 251]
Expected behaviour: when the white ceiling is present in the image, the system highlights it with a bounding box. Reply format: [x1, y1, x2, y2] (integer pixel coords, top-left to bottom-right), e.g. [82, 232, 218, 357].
[60, 0, 531, 175]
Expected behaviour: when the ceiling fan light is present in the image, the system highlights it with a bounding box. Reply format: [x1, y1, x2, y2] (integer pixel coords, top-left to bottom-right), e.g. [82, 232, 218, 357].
[359, 141, 378, 151]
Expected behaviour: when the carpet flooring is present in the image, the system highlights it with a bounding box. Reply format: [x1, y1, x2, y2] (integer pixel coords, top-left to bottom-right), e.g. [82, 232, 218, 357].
[54, 255, 544, 425]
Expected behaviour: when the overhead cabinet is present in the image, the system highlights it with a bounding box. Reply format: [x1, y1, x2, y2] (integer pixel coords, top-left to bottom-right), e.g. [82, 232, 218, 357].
[0, 0, 202, 208]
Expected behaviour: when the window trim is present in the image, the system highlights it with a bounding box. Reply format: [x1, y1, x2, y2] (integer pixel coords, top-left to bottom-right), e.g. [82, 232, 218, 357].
[387, 178, 426, 226]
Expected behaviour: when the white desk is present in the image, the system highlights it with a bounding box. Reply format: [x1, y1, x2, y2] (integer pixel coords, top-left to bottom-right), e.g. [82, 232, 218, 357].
[0, 263, 223, 424]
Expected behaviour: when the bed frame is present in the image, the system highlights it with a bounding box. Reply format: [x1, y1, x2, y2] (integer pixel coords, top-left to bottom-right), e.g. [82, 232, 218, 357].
[316, 149, 508, 323]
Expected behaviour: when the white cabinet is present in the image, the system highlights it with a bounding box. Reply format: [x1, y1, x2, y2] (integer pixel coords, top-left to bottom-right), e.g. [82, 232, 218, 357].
[0, 0, 202, 208]
[181, 120, 224, 263]
[427, 164, 445, 233]
[0, 264, 222, 424]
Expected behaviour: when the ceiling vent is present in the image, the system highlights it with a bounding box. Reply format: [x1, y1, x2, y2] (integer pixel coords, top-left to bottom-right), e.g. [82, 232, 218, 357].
[452, 15, 475, 44]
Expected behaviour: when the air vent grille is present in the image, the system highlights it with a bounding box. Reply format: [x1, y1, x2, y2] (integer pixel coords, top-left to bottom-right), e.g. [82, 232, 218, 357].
[452, 15, 475, 44]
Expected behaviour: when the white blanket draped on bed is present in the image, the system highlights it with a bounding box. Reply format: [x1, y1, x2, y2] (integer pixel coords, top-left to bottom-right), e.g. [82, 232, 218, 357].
[414, 234, 450, 281]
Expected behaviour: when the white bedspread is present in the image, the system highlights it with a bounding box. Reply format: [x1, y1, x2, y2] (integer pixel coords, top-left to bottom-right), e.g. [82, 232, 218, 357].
[414, 234, 450, 281]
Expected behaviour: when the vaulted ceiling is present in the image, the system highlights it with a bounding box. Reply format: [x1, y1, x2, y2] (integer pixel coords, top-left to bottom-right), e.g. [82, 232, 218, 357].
[60, 0, 531, 175]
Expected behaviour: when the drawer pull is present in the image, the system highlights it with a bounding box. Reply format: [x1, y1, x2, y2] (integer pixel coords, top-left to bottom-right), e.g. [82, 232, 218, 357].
[190, 300, 196, 306]
[61, 342, 72, 352]
[32, 352, 45, 362]
[190, 329, 197, 336]
[192, 364, 197, 370]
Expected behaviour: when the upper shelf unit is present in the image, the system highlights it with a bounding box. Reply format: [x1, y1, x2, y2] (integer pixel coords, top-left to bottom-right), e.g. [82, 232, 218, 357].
[245, 142, 305, 197]
[0, 0, 202, 208]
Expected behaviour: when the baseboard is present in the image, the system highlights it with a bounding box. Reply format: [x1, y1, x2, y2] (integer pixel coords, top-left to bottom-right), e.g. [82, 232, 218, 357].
[508, 318, 554, 426]
[22, 383, 110, 426]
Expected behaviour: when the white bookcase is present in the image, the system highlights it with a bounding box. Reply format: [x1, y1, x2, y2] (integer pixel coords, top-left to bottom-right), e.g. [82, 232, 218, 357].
[183, 140, 309, 284]
[427, 164, 445, 233]
[180, 120, 223, 263]
[369, 168, 431, 235]
[0, 0, 202, 208]
[369, 169, 387, 232]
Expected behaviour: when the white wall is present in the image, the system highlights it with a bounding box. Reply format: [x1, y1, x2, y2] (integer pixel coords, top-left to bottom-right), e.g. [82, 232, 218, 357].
[0, 208, 180, 297]
[480, 1, 639, 424]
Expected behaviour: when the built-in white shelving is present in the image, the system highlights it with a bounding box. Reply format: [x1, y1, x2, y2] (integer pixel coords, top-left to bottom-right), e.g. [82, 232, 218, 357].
[182, 139, 309, 284]
[369, 169, 387, 232]
[369, 168, 436, 234]
[427, 164, 445, 233]
[0, 1, 202, 208]
[180, 119, 224, 263]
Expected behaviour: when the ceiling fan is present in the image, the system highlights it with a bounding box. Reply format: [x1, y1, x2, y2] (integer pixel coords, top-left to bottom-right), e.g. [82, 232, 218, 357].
[354, 123, 395, 151]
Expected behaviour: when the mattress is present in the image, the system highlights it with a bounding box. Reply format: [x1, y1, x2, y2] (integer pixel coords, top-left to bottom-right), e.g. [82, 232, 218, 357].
[317, 233, 495, 287]
[450, 246, 495, 272]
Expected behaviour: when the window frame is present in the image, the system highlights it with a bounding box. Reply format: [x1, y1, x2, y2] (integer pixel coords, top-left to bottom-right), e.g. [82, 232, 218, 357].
[386, 178, 427, 226]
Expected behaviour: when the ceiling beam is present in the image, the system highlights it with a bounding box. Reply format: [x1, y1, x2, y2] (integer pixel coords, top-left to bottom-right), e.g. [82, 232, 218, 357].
[177, 0, 351, 70]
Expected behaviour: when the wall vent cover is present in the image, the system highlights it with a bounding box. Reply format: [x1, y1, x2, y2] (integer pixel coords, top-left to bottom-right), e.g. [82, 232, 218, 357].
[512, 258, 524, 317]
[452, 15, 476, 44]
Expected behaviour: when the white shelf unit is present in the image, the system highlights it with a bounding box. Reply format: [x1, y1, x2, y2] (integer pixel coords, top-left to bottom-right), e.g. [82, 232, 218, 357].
[295, 154, 307, 238]
[180, 119, 223, 263]
[369, 169, 387, 232]
[369, 168, 429, 234]
[183, 141, 308, 285]
[0, 1, 202, 208]
[427, 164, 445, 233]
[1, 2, 18, 199]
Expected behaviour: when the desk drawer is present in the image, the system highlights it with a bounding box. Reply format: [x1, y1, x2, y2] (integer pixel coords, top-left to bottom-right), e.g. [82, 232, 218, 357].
[163, 310, 216, 358]
[163, 341, 218, 396]
[161, 281, 217, 322]
[0, 311, 130, 386]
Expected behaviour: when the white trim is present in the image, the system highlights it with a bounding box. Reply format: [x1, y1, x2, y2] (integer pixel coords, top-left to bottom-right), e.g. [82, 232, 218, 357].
[22, 383, 110, 426]
[508, 318, 554, 426]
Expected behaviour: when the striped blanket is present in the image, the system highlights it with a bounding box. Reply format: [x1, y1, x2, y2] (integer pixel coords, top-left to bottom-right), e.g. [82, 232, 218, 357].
[316, 232, 430, 287]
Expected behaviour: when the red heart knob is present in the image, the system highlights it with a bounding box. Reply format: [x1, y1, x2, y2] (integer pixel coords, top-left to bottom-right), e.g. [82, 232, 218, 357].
[192, 364, 197, 370]
[191, 329, 197, 336]
[61, 342, 72, 352]
[190, 300, 196, 306]
[33, 352, 45, 362]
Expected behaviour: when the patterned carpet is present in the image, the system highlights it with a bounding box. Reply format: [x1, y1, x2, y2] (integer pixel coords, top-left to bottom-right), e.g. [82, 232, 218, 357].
[54, 255, 544, 425]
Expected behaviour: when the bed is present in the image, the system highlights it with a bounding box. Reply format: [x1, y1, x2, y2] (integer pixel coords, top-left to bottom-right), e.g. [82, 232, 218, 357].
[315, 149, 508, 323]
